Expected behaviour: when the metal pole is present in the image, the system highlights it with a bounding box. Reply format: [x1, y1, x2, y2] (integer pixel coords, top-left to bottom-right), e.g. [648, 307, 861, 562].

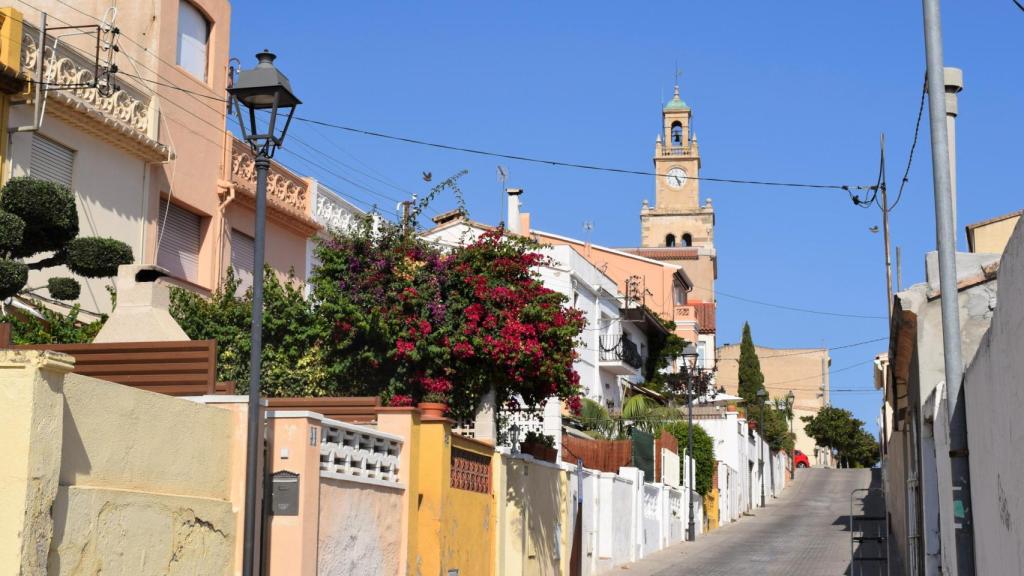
[687, 372, 695, 541]
[789, 399, 795, 481]
[921, 1, 975, 573]
[759, 400, 765, 508]
[881, 133, 894, 324]
[241, 154, 270, 576]
[768, 401, 775, 498]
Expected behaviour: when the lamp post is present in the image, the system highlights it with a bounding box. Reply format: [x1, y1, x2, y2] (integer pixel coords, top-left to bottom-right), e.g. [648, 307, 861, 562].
[786, 390, 795, 481]
[227, 50, 300, 576]
[681, 344, 699, 542]
[756, 388, 767, 507]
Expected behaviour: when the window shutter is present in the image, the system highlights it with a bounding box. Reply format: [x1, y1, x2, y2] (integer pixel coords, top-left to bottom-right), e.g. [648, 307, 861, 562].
[230, 229, 255, 296]
[157, 200, 201, 283]
[30, 135, 74, 188]
[177, 2, 209, 80]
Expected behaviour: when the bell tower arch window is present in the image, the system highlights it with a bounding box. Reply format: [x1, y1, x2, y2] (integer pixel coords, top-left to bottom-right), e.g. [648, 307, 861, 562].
[670, 121, 684, 147]
[682, 233, 693, 247]
[665, 234, 676, 247]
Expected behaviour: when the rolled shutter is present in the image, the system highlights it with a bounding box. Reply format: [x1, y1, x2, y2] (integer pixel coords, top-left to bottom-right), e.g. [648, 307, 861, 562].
[230, 229, 255, 295]
[157, 200, 201, 282]
[30, 135, 74, 188]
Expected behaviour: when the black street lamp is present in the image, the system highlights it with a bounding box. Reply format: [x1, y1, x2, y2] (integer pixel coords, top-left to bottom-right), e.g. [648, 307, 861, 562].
[756, 387, 767, 508]
[786, 390, 796, 481]
[681, 344, 699, 542]
[227, 50, 301, 576]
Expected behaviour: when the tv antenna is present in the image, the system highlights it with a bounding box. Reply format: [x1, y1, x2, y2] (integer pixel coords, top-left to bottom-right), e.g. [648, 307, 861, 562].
[497, 165, 509, 225]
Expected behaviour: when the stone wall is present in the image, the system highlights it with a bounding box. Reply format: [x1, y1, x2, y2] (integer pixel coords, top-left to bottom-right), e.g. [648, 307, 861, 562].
[964, 219, 1024, 576]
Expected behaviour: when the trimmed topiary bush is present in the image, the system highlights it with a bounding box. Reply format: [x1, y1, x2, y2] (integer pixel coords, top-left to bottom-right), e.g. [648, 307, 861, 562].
[66, 237, 134, 278]
[47, 277, 81, 300]
[0, 210, 24, 252]
[0, 177, 78, 257]
[0, 177, 133, 302]
[0, 259, 28, 300]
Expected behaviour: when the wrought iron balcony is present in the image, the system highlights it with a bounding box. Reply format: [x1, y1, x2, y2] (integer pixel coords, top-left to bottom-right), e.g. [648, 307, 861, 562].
[599, 333, 644, 373]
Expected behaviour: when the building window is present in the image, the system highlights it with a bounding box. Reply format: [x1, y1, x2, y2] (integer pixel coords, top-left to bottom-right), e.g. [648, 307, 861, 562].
[673, 281, 686, 306]
[670, 121, 683, 146]
[230, 229, 255, 296]
[682, 233, 693, 247]
[157, 200, 201, 283]
[30, 135, 74, 189]
[177, 1, 209, 80]
[665, 234, 676, 247]
[697, 341, 706, 369]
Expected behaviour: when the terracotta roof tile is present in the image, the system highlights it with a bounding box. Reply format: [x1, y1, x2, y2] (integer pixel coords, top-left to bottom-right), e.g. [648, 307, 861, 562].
[620, 247, 700, 261]
[694, 302, 716, 334]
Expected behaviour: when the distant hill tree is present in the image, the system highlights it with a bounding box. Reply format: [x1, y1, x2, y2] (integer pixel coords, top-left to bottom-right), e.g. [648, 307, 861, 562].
[801, 406, 879, 468]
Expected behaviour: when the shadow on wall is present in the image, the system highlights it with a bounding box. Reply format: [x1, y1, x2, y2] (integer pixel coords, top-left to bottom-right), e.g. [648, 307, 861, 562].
[505, 458, 564, 572]
[836, 470, 888, 576]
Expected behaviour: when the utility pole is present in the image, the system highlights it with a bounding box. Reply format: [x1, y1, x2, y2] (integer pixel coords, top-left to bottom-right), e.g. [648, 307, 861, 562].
[401, 200, 412, 231]
[922, 1, 976, 573]
[880, 133, 894, 323]
[944, 67, 963, 246]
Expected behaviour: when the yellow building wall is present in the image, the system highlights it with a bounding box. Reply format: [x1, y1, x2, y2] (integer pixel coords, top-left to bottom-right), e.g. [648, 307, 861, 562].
[416, 420, 495, 576]
[0, 352, 240, 575]
[496, 454, 567, 576]
[703, 488, 720, 532]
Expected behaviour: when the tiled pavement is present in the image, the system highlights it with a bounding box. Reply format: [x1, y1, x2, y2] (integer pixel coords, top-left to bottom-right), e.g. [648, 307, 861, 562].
[611, 468, 885, 576]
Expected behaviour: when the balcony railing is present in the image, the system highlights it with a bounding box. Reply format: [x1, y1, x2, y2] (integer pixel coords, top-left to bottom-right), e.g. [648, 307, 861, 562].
[599, 333, 644, 370]
[658, 144, 693, 157]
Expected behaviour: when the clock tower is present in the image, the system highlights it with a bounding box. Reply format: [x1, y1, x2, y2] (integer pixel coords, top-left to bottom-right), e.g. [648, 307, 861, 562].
[640, 84, 715, 250]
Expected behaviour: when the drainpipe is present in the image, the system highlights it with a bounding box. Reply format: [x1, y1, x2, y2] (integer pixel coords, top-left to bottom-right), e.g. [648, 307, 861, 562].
[506, 187, 523, 234]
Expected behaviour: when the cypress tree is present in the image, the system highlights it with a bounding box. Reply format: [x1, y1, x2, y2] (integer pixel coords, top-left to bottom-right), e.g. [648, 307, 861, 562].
[737, 321, 765, 405]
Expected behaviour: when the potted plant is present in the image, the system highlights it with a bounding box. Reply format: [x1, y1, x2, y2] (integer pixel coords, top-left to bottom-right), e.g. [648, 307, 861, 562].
[417, 391, 449, 419]
[520, 430, 557, 463]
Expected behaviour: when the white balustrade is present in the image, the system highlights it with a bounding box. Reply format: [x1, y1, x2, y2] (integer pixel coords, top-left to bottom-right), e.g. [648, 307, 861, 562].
[319, 417, 403, 488]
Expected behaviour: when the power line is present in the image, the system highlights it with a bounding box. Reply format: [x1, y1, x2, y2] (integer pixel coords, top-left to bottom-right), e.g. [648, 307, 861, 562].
[291, 116, 875, 192]
[706, 288, 888, 320]
[889, 80, 927, 211]
[717, 336, 888, 359]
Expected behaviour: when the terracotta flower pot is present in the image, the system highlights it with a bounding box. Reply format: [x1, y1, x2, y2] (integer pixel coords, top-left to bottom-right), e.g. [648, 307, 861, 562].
[417, 402, 448, 418]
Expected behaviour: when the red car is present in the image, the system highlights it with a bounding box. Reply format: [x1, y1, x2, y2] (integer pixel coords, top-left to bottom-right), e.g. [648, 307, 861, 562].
[794, 450, 811, 468]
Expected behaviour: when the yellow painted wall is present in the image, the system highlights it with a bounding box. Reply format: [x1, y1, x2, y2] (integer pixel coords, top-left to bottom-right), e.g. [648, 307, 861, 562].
[416, 420, 495, 576]
[704, 488, 720, 532]
[496, 454, 567, 576]
[0, 353, 240, 575]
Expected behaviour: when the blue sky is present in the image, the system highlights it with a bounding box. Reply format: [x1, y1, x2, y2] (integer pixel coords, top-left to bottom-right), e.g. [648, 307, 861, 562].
[230, 1, 1023, 433]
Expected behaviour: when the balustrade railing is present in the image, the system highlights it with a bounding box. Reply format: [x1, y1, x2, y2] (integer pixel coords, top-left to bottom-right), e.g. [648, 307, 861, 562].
[22, 23, 154, 138]
[319, 417, 403, 487]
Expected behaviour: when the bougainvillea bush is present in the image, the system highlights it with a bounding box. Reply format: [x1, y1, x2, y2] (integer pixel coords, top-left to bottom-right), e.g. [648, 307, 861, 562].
[309, 213, 585, 418]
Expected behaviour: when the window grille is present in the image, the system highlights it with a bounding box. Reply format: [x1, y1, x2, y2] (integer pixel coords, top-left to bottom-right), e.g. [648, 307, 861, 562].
[450, 447, 490, 494]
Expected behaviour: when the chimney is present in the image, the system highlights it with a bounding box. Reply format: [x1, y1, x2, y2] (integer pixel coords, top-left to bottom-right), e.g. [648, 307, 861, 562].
[943, 67, 963, 246]
[93, 264, 190, 343]
[506, 188, 523, 234]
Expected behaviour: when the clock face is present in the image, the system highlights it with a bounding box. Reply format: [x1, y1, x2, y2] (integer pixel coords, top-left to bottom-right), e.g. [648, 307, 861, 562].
[666, 167, 687, 188]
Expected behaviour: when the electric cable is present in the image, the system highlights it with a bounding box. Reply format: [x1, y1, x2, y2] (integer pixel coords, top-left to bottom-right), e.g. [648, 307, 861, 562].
[888, 80, 927, 211]
[291, 115, 875, 192]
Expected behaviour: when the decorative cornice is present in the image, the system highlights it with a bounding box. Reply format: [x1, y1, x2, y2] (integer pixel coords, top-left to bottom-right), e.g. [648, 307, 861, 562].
[20, 26, 169, 162]
[230, 138, 319, 236]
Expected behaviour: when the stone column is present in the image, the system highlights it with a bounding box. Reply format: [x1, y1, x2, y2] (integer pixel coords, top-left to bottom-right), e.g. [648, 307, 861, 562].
[0, 350, 74, 575]
[376, 407, 421, 576]
[264, 410, 324, 576]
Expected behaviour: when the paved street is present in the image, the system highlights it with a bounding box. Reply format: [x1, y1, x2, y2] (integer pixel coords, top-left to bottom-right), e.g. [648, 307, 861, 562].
[615, 468, 884, 576]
